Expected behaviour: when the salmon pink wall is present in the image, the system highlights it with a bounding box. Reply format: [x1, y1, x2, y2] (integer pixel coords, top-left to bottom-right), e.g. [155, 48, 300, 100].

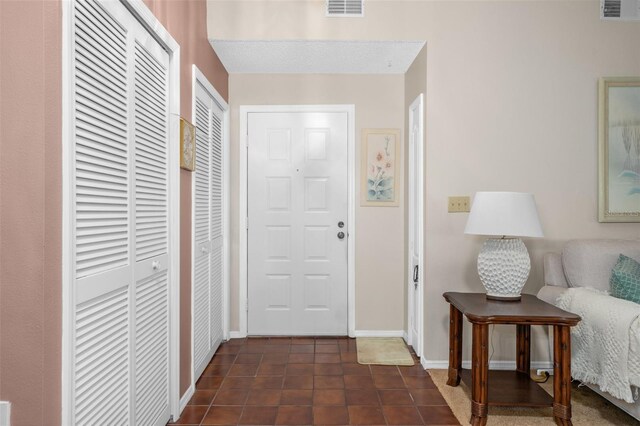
[0, 1, 62, 425]
[143, 0, 229, 397]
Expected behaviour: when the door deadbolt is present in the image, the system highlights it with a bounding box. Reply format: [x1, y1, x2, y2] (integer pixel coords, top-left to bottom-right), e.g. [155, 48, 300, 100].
[338, 221, 345, 228]
[337, 231, 345, 240]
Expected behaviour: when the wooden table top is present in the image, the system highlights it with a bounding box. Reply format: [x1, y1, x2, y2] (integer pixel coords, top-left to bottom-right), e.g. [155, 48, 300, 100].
[443, 292, 581, 326]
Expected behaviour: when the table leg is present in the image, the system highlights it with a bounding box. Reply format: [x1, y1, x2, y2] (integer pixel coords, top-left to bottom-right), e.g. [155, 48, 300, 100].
[447, 304, 463, 386]
[553, 325, 573, 426]
[516, 324, 531, 375]
[471, 323, 489, 426]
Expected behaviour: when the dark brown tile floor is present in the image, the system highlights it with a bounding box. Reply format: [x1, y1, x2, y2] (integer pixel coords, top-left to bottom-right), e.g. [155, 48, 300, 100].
[169, 337, 459, 426]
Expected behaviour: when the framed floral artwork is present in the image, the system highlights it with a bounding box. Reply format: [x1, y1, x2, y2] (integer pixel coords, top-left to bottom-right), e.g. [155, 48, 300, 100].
[180, 118, 196, 171]
[361, 128, 401, 207]
[599, 77, 640, 222]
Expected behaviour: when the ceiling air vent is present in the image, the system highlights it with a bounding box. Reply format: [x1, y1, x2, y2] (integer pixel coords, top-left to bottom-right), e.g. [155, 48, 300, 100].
[326, 0, 364, 17]
[601, 0, 640, 20]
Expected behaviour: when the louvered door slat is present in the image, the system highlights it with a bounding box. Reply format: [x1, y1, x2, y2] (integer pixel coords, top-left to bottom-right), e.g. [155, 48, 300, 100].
[76, 172, 127, 190]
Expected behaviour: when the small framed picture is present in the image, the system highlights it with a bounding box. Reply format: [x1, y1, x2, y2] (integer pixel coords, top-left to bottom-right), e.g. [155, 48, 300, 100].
[361, 128, 401, 207]
[598, 77, 640, 222]
[180, 118, 195, 171]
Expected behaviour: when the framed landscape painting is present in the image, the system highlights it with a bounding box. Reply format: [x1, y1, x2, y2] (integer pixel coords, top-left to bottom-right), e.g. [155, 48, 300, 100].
[361, 128, 401, 207]
[599, 77, 640, 222]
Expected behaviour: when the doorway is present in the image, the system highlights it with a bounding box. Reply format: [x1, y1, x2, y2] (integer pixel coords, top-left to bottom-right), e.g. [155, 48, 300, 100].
[239, 106, 356, 336]
[407, 94, 424, 357]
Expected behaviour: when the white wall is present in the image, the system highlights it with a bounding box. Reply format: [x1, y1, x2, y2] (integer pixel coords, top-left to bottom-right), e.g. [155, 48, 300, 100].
[229, 74, 406, 332]
[211, 0, 640, 362]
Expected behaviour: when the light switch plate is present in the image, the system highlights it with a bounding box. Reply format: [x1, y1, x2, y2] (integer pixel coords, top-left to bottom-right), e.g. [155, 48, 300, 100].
[448, 196, 470, 213]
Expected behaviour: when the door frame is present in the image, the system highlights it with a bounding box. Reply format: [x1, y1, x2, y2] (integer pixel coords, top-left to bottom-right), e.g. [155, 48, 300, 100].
[407, 94, 424, 358]
[190, 65, 230, 385]
[238, 105, 356, 337]
[61, 0, 181, 424]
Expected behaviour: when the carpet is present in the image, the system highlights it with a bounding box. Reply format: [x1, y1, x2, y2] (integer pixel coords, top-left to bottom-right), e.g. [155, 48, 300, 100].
[429, 369, 638, 425]
[356, 337, 414, 366]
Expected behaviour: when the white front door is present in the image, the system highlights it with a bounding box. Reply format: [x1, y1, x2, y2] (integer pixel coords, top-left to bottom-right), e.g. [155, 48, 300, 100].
[247, 112, 349, 335]
[408, 94, 424, 356]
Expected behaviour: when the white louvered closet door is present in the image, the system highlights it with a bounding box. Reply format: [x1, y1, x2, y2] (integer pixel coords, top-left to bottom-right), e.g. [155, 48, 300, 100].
[193, 79, 224, 379]
[71, 1, 171, 425]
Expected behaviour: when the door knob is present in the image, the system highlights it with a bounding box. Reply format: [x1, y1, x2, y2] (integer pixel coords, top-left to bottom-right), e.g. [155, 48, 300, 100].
[337, 231, 345, 240]
[338, 221, 345, 228]
[152, 261, 160, 271]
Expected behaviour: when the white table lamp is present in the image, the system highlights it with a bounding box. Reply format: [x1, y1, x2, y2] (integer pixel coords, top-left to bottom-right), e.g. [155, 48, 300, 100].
[464, 192, 543, 301]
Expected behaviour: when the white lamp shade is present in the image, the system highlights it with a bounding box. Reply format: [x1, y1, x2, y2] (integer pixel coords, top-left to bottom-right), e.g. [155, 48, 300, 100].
[464, 192, 543, 238]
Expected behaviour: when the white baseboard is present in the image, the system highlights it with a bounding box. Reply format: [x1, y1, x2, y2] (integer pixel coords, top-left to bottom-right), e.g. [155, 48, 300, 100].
[230, 330, 408, 339]
[402, 331, 409, 342]
[421, 357, 428, 370]
[0, 402, 10, 426]
[423, 360, 554, 370]
[422, 360, 450, 369]
[178, 384, 194, 416]
[353, 330, 405, 338]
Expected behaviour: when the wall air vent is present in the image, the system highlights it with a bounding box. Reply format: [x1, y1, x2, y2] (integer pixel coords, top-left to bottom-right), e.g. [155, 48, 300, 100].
[326, 0, 364, 17]
[601, 0, 640, 20]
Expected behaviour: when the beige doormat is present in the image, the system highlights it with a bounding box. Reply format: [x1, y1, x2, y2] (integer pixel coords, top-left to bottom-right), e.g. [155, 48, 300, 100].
[429, 369, 638, 425]
[356, 337, 414, 366]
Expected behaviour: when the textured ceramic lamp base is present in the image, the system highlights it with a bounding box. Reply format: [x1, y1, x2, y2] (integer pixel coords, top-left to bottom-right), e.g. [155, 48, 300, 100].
[477, 238, 531, 301]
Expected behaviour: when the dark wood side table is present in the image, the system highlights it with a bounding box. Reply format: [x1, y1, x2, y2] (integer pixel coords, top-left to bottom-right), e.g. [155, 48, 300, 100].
[443, 292, 581, 426]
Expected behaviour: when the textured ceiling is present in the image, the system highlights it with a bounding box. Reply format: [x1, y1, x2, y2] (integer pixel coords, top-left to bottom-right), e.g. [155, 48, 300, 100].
[210, 40, 426, 74]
